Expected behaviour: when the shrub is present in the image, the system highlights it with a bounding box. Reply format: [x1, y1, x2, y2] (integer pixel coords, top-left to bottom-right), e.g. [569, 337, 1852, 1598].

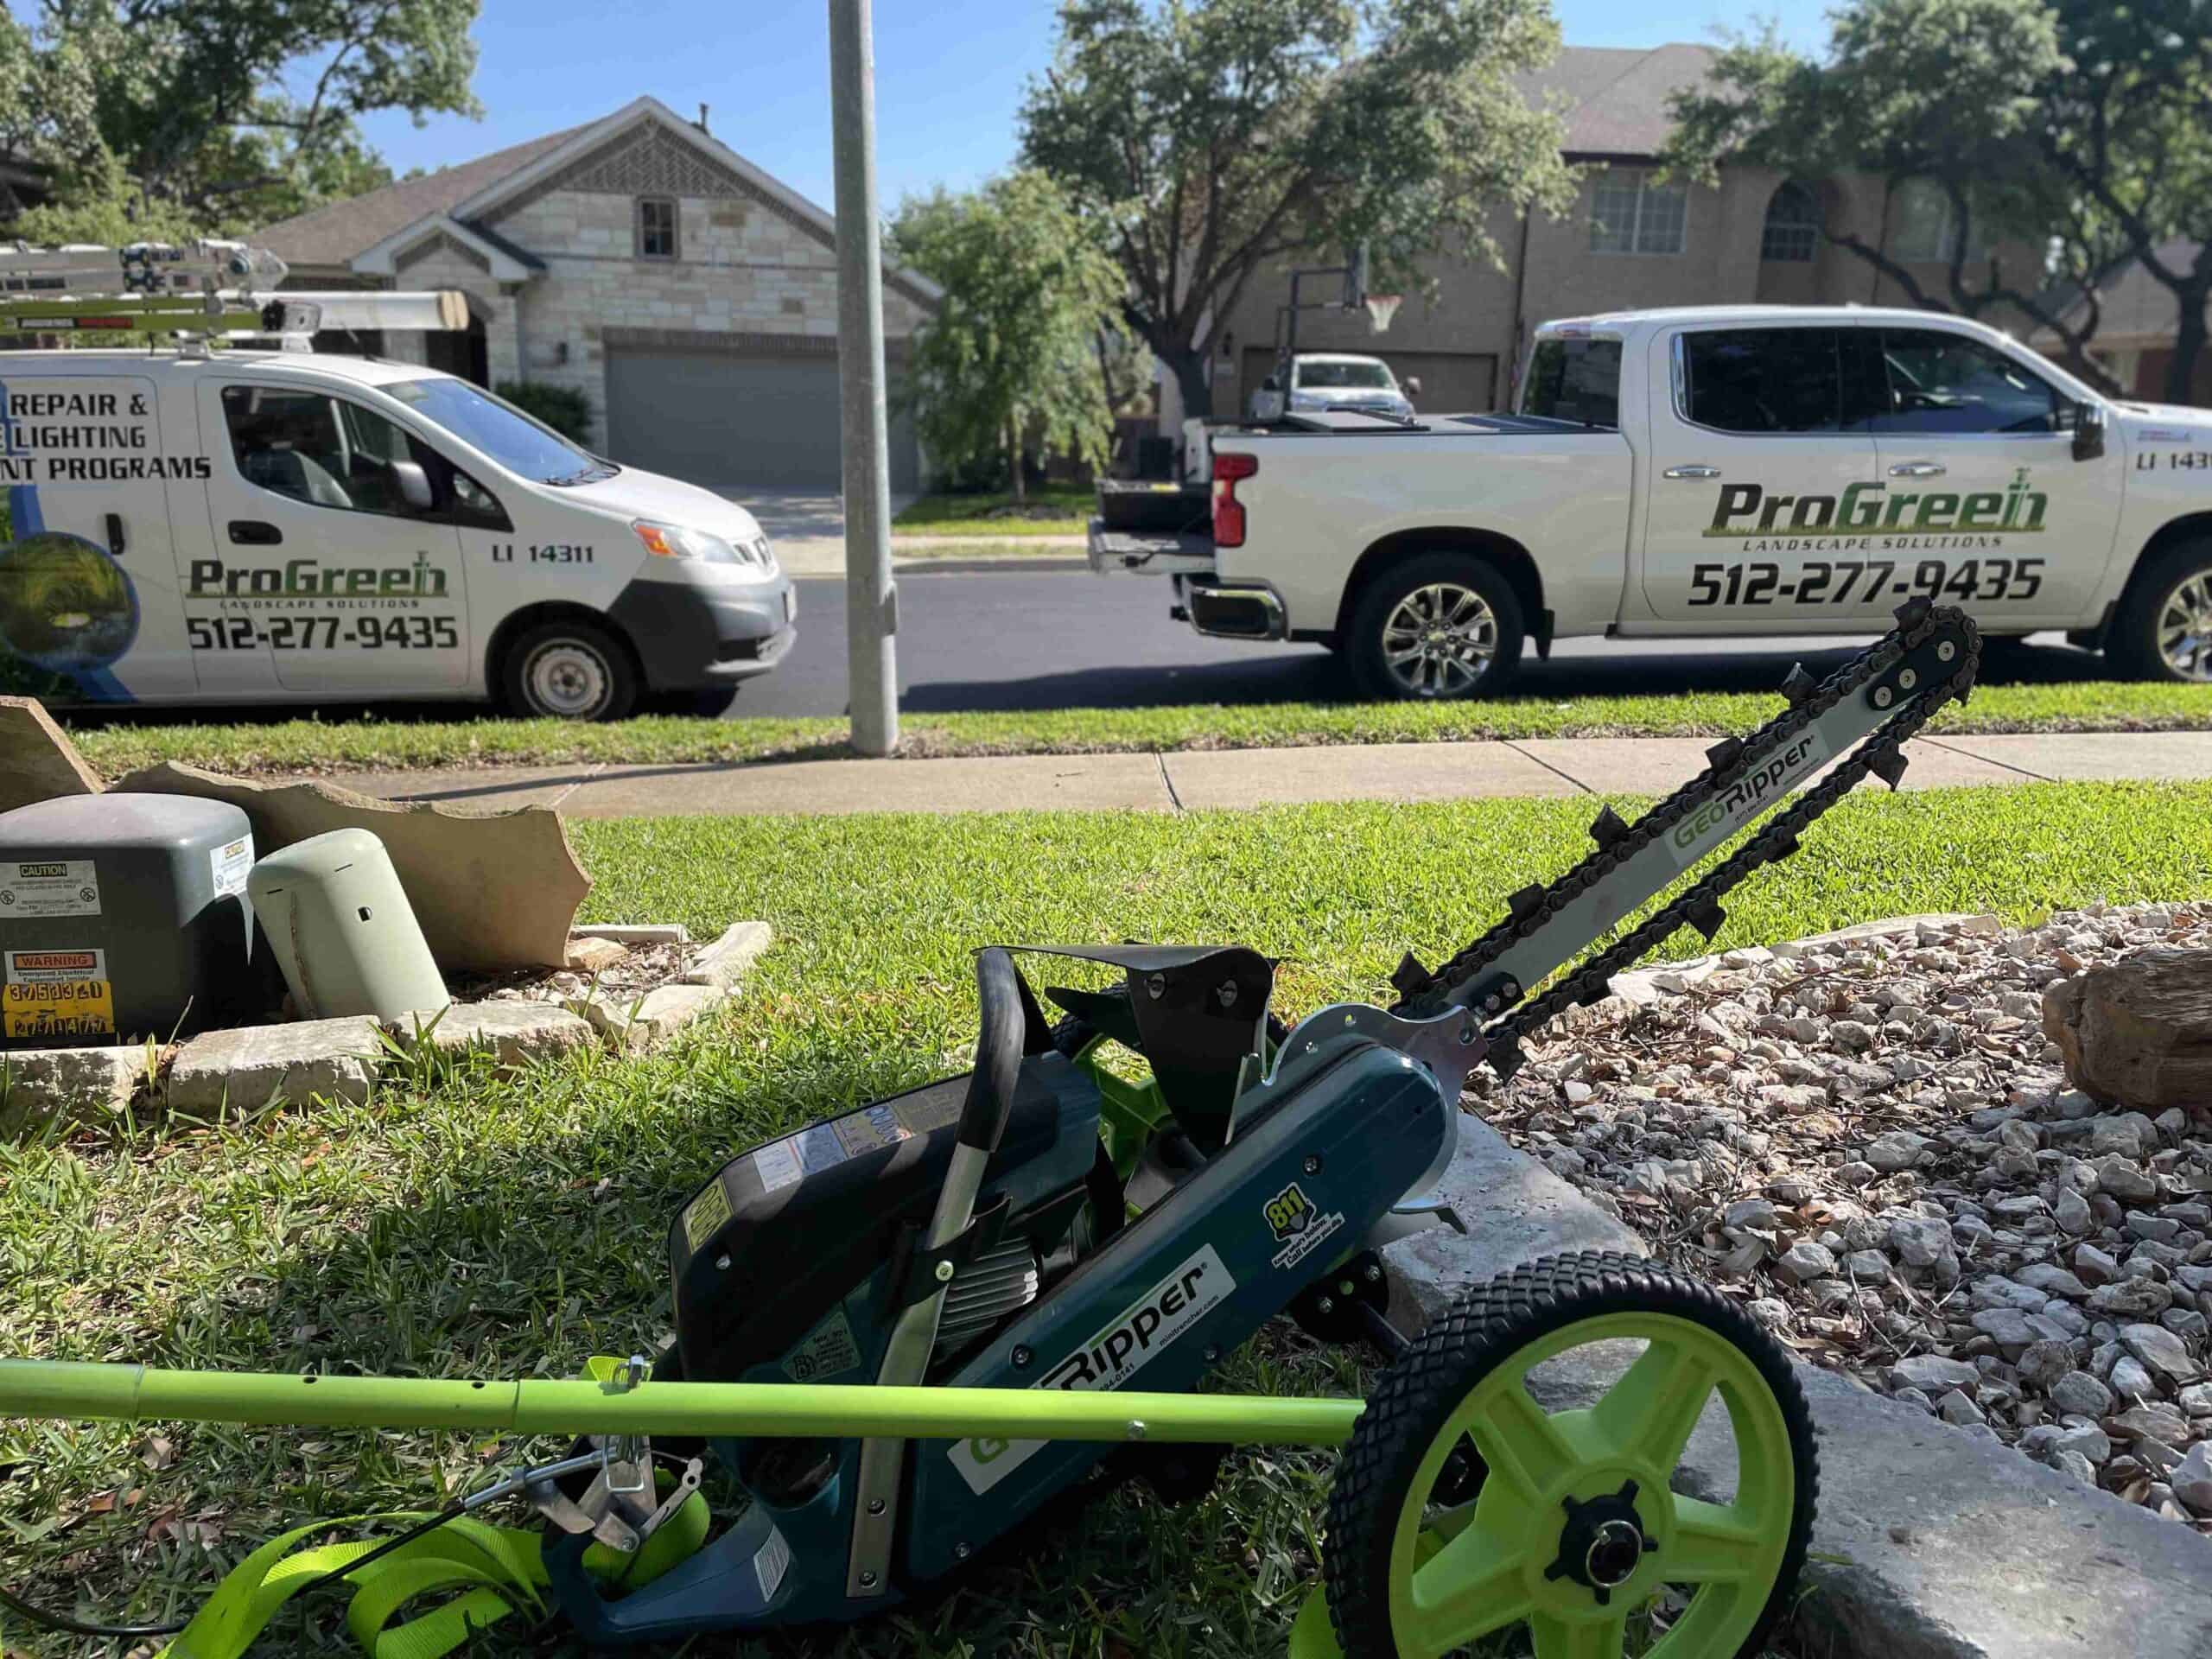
[496, 380, 594, 443]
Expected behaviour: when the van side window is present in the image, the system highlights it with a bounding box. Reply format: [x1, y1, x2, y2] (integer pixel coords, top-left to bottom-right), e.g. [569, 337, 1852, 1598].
[220, 386, 508, 528]
[1873, 329, 2063, 434]
[1681, 328, 1847, 435]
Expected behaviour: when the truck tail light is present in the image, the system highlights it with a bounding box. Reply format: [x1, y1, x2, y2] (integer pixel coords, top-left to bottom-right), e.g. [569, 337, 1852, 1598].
[1213, 452, 1258, 548]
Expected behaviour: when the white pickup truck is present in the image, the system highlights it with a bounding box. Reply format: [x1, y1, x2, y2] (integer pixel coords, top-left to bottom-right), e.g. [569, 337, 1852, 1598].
[1090, 304, 2212, 698]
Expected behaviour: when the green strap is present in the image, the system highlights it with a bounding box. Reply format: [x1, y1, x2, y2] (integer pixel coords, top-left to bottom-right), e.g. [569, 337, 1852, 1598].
[166, 1492, 709, 1659]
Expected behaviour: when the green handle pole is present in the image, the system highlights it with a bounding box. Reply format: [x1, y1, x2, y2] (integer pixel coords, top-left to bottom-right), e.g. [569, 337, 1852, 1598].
[0, 1361, 1363, 1448]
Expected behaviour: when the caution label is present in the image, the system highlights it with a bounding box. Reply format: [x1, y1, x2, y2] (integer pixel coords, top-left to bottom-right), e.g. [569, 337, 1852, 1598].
[3, 948, 114, 1040]
[783, 1305, 861, 1382]
[210, 836, 254, 899]
[681, 1174, 734, 1254]
[0, 859, 101, 918]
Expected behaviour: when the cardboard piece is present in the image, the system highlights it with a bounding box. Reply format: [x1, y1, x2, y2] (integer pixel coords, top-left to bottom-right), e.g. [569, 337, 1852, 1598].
[0, 697, 103, 813]
[112, 762, 591, 973]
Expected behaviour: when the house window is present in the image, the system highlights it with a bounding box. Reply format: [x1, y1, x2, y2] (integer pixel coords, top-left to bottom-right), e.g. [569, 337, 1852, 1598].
[1892, 178, 1988, 264]
[1590, 169, 1688, 256]
[1761, 181, 1820, 263]
[637, 196, 678, 260]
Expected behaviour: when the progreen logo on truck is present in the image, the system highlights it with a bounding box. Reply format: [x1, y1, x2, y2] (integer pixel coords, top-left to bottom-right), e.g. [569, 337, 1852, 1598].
[187, 554, 448, 600]
[1706, 470, 2049, 539]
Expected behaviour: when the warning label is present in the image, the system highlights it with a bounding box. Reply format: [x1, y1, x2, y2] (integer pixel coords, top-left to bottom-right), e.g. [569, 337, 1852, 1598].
[210, 836, 254, 899]
[0, 859, 101, 918]
[3, 948, 114, 1040]
[681, 1174, 734, 1254]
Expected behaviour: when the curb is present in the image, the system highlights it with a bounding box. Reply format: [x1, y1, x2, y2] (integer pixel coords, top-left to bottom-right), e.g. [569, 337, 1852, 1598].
[1380, 1027, 2212, 1656]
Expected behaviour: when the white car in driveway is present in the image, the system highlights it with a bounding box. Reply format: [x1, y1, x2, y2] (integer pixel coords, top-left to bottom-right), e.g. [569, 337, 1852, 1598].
[1255, 353, 1417, 422]
[1097, 304, 2212, 698]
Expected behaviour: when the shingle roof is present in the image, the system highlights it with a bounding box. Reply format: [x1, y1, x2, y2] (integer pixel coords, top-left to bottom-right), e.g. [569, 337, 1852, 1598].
[256, 124, 594, 271]
[1525, 42, 1719, 160]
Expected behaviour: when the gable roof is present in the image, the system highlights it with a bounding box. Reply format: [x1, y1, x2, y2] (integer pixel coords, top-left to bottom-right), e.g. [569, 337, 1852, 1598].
[257, 125, 589, 271]
[1524, 42, 1719, 161]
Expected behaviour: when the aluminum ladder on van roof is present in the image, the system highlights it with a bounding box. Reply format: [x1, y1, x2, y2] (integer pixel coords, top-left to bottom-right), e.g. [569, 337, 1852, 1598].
[0, 238, 467, 345]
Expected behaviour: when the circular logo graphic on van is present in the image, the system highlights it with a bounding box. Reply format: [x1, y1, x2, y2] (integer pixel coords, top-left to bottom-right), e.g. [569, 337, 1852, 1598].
[0, 531, 140, 671]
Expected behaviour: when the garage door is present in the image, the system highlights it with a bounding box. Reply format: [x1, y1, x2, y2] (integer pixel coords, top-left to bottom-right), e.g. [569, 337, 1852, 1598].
[1238, 347, 1499, 418]
[604, 342, 920, 493]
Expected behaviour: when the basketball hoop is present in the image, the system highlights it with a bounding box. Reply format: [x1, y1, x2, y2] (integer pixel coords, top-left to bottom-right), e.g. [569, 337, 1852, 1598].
[1363, 293, 1402, 334]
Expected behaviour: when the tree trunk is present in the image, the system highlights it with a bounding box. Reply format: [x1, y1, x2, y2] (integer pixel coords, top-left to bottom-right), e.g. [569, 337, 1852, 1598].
[1166, 346, 1212, 429]
[2165, 288, 2209, 407]
[1007, 416, 1025, 503]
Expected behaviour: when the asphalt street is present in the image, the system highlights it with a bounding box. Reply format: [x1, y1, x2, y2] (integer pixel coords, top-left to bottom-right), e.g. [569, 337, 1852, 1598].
[728, 565, 2089, 717]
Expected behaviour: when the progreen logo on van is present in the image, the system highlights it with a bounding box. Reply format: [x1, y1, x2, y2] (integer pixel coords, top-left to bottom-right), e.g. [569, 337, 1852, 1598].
[187, 554, 448, 599]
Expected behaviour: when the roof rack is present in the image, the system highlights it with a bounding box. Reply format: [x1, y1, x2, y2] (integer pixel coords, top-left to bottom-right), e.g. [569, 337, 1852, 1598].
[0, 238, 467, 349]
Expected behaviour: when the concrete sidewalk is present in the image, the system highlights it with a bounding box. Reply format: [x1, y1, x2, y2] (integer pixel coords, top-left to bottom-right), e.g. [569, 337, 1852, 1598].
[324, 729, 2212, 819]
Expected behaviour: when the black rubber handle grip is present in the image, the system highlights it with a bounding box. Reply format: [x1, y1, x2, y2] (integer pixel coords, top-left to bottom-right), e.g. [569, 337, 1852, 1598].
[957, 948, 1024, 1154]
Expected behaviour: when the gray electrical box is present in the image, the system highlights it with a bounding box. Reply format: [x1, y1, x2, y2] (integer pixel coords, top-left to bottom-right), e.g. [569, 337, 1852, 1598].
[0, 793, 255, 1049]
[248, 828, 448, 1023]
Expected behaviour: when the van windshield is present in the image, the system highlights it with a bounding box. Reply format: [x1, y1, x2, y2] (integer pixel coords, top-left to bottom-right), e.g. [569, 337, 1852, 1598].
[386, 378, 615, 485]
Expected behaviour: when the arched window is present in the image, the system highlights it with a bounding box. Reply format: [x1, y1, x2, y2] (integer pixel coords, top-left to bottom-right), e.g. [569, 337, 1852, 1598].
[1761, 181, 1819, 263]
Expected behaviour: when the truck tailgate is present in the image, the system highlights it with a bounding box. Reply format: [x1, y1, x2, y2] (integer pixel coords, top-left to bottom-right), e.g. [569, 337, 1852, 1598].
[1086, 521, 1217, 577]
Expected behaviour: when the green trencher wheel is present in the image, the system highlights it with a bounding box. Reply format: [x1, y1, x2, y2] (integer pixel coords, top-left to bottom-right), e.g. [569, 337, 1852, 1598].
[1319, 1252, 1818, 1659]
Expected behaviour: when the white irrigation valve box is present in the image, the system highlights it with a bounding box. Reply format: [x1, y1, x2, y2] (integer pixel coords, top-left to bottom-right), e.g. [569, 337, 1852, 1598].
[247, 828, 448, 1023]
[0, 793, 253, 1047]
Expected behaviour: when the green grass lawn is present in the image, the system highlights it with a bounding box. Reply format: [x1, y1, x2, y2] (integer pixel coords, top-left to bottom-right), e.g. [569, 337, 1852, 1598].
[892, 486, 1094, 537]
[62, 677, 2212, 780]
[3, 783, 2207, 1656]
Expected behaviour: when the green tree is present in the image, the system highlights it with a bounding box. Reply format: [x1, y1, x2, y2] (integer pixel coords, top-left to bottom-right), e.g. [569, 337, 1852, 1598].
[893, 170, 1133, 500]
[1020, 0, 1578, 419]
[1665, 0, 2212, 402]
[0, 0, 478, 237]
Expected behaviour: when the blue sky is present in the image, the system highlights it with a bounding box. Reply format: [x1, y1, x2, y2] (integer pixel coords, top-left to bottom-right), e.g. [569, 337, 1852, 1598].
[353, 1, 1836, 213]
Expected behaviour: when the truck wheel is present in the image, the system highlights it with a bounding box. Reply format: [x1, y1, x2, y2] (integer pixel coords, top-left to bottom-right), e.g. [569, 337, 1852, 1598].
[501, 620, 640, 721]
[1348, 553, 1524, 700]
[2110, 539, 2212, 682]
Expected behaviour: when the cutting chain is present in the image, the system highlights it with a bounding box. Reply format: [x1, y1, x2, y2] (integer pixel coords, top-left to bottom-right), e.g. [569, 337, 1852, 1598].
[1392, 599, 1983, 1078]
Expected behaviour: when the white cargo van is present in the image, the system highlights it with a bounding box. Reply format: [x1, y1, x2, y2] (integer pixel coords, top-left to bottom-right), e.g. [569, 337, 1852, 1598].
[0, 350, 794, 720]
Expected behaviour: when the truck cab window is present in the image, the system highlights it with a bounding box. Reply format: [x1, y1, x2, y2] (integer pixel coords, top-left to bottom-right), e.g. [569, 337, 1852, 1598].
[1681, 328, 1847, 435]
[1873, 330, 2062, 434]
[1520, 337, 1621, 428]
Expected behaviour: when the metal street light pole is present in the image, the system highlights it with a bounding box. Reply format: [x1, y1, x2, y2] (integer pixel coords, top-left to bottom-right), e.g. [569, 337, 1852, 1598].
[828, 0, 898, 755]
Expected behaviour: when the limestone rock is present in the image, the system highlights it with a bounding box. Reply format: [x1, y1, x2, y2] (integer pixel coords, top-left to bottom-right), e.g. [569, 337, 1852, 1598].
[2172, 1441, 2212, 1514]
[2043, 948, 2212, 1114]
[166, 1017, 385, 1111]
[2120, 1322, 2202, 1387]
[111, 761, 591, 972]
[682, 920, 773, 991]
[566, 936, 632, 973]
[0, 1045, 147, 1136]
[579, 982, 728, 1054]
[391, 1001, 596, 1066]
[0, 696, 103, 812]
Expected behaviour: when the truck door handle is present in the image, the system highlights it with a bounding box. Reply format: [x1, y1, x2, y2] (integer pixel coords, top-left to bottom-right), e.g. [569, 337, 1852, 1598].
[105, 512, 125, 557]
[1888, 461, 1947, 478]
[228, 520, 283, 545]
[1663, 465, 1722, 479]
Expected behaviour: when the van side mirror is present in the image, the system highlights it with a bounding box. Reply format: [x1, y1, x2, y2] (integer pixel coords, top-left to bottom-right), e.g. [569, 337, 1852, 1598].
[2071, 400, 2107, 461]
[391, 458, 435, 511]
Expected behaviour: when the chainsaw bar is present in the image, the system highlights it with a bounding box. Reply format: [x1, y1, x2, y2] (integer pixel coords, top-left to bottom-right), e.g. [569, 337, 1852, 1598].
[1391, 601, 1981, 1076]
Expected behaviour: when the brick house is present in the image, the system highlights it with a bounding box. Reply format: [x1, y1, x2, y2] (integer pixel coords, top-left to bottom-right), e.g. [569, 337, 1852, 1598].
[257, 97, 940, 490]
[1191, 43, 2052, 425]
[2032, 241, 2212, 407]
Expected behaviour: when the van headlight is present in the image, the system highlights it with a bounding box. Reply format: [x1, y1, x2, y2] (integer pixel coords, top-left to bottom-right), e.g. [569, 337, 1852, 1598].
[632, 520, 759, 566]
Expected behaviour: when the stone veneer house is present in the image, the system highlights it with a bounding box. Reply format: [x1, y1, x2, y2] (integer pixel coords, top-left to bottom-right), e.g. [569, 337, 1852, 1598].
[1195, 43, 2053, 425]
[257, 98, 939, 491]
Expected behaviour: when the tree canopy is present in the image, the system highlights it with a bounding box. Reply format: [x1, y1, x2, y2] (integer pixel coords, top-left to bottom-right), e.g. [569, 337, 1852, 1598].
[1664, 0, 2212, 401]
[0, 0, 481, 240]
[1019, 0, 1578, 416]
[892, 169, 1136, 499]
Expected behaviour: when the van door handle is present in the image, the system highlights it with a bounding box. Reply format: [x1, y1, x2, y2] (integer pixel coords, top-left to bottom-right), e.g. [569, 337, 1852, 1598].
[105, 512, 125, 557]
[1888, 461, 1947, 478]
[228, 520, 283, 545]
[1663, 464, 1722, 479]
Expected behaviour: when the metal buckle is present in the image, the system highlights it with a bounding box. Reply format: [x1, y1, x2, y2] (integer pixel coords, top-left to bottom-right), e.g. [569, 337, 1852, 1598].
[607, 1354, 652, 1495]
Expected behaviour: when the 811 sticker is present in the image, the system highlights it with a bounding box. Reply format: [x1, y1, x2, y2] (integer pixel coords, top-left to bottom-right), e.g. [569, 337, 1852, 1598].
[3, 949, 113, 1040]
[1264, 1182, 1346, 1272]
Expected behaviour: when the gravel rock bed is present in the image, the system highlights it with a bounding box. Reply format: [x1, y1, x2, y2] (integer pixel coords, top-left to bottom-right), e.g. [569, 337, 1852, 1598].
[1476, 904, 2212, 1536]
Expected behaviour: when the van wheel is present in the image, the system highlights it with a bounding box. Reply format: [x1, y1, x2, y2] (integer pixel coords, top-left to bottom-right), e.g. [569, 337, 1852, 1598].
[1348, 552, 1524, 700]
[2110, 538, 2212, 682]
[502, 621, 639, 721]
